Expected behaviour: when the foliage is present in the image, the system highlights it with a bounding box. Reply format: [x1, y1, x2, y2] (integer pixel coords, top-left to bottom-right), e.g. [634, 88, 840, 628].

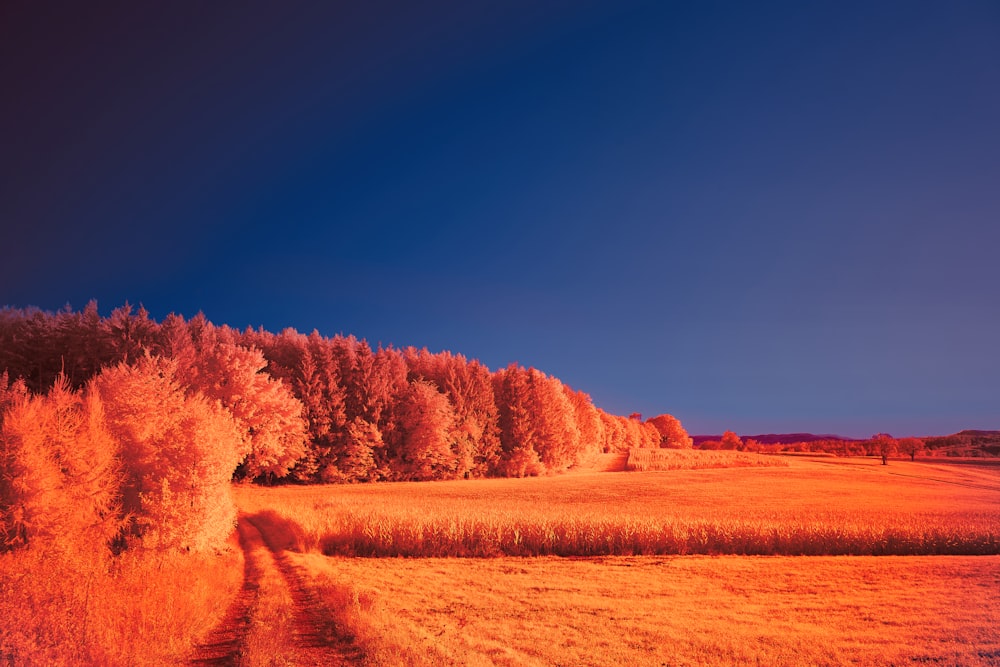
[0, 376, 122, 554]
[92, 356, 244, 552]
[0, 304, 698, 484]
[646, 413, 693, 448]
[235, 460, 1000, 559]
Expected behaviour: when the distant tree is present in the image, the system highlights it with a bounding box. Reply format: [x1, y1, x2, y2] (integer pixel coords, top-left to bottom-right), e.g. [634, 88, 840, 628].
[493, 365, 544, 477]
[0, 371, 28, 428]
[897, 437, 924, 462]
[565, 387, 604, 464]
[102, 303, 158, 366]
[870, 433, 897, 465]
[526, 368, 581, 472]
[646, 414, 693, 449]
[720, 430, 743, 450]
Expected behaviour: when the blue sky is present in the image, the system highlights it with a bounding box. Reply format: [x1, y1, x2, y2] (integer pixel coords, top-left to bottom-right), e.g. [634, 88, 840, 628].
[2, 1, 998, 437]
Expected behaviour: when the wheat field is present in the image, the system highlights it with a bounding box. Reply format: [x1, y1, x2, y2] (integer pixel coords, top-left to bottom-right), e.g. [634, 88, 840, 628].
[236, 456, 1000, 665]
[235, 457, 1000, 558]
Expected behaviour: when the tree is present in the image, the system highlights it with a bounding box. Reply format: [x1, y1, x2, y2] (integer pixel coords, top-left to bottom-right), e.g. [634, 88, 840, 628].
[565, 387, 604, 465]
[720, 430, 743, 450]
[92, 356, 244, 552]
[0, 376, 121, 554]
[646, 414, 693, 449]
[327, 418, 379, 483]
[897, 437, 924, 462]
[394, 380, 460, 480]
[493, 365, 544, 477]
[870, 433, 897, 465]
[174, 339, 308, 480]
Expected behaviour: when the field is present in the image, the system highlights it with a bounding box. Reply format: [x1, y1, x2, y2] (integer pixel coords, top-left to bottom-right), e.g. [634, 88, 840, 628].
[235, 456, 1000, 557]
[230, 456, 1000, 665]
[3, 455, 999, 665]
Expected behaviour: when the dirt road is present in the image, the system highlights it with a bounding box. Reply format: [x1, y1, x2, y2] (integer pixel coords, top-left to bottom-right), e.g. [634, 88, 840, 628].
[190, 515, 362, 666]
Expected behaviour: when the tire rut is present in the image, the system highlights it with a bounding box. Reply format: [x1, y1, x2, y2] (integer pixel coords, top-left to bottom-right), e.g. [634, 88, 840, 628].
[190, 515, 363, 666]
[243, 515, 365, 666]
[189, 520, 263, 665]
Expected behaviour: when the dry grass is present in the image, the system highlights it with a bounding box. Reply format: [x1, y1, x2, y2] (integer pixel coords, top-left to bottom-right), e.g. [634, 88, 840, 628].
[0, 536, 242, 666]
[235, 458, 1000, 557]
[233, 517, 297, 667]
[289, 552, 1000, 666]
[626, 447, 787, 471]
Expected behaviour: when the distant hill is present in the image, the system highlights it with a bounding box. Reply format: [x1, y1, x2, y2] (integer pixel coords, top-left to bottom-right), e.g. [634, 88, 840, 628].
[693, 430, 999, 458]
[692, 433, 855, 445]
[923, 430, 1000, 457]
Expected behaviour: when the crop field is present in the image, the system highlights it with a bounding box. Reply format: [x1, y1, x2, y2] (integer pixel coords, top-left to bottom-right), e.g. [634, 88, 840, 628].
[235, 456, 1000, 558]
[624, 447, 788, 471]
[231, 456, 1000, 665]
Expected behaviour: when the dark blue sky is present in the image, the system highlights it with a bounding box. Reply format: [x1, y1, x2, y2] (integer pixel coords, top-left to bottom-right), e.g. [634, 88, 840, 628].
[2, 1, 998, 437]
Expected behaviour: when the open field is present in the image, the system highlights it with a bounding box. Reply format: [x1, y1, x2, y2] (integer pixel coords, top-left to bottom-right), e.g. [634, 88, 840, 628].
[625, 447, 788, 471]
[228, 457, 1000, 665]
[2, 456, 998, 664]
[235, 457, 1000, 557]
[288, 552, 1000, 666]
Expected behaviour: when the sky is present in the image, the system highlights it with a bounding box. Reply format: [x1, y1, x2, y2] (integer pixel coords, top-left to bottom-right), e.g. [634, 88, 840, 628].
[2, 1, 998, 438]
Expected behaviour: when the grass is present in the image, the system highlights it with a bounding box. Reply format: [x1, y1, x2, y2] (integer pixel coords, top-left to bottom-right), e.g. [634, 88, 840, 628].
[625, 447, 787, 471]
[288, 553, 1000, 667]
[235, 457, 1000, 557]
[0, 536, 243, 666]
[234, 457, 1000, 665]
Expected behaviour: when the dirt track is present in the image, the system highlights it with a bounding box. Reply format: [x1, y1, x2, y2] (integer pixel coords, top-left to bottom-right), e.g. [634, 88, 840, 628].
[190, 516, 362, 666]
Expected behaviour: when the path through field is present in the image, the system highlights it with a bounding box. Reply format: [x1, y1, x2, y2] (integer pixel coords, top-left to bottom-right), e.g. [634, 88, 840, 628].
[190, 515, 362, 666]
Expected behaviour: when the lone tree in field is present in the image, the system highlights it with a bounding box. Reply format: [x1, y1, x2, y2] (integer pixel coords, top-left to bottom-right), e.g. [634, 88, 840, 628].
[871, 433, 897, 465]
[897, 437, 924, 461]
[720, 430, 743, 450]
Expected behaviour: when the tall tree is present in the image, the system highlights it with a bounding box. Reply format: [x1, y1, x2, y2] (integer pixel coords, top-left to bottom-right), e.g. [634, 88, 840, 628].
[175, 341, 308, 480]
[92, 356, 243, 552]
[0, 376, 122, 554]
[394, 380, 460, 480]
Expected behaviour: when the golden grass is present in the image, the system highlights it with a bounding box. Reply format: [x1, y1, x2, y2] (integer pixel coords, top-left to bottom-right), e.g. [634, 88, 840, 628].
[289, 552, 1000, 666]
[0, 536, 242, 666]
[235, 458, 1000, 557]
[625, 447, 787, 471]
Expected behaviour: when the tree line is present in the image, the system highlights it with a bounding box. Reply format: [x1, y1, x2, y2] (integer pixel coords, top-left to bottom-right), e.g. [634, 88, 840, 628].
[0, 302, 692, 552]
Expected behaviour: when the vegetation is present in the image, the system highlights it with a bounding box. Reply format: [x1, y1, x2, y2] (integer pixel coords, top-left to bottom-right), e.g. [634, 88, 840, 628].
[291, 554, 1000, 667]
[625, 447, 785, 471]
[235, 459, 1000, 665]
[0, 534, 242, 665]
[0, 303, 689, 485]
[1, 302, 998, 664]
[235, 459, 1000, 558]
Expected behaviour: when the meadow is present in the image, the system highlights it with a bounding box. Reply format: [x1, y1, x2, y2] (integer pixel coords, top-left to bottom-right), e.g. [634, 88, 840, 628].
[2, 455, 999, 665]
[233, 456, 1000, 665]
